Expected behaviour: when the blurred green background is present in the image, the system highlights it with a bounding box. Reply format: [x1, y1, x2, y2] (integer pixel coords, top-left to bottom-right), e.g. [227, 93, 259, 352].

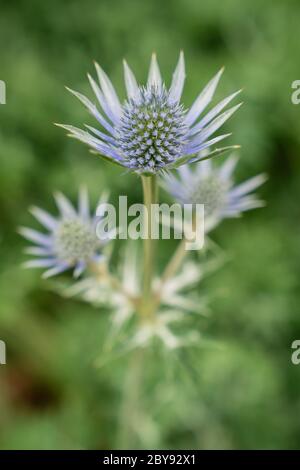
[1, 0, 300, 450]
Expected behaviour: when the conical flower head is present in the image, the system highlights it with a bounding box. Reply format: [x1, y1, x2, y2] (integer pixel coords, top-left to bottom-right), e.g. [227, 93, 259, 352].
[57, 53, 242, 174]
[161, 155, 267, 232]
[20, 189, 111, 278]
[188, 173, 230, 219]
[53, 217, 99, 264]
[118, 86, 187, 171]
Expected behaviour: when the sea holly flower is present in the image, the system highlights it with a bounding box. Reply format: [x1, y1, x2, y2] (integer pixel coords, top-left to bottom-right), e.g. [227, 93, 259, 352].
[130, 310, 201, 350]
[20, 189, 111, 278]
[161, 155, 267, 232]
[57, 53, 241, 174]
[65, 244, 206, 330]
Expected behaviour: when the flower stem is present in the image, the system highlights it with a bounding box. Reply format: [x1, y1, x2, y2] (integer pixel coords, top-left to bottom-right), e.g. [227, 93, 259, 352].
[160, 237, 187, 286]
[117, 177, 157, 447]
[117, 348, 145, 449]
[141, 175, 157, 315]
[159, 213, 198, 290]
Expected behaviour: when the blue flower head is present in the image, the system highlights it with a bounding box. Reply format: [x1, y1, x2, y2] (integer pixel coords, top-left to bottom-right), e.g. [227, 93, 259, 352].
[57, 53, 241, 174]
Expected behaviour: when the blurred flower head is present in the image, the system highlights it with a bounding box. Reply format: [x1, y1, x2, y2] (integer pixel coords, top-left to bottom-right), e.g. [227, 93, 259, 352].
[161, 155, 267, 232]
[67, 244, 206, 349]
[57, 52, 241, 174]
[20, 188, 110, 278]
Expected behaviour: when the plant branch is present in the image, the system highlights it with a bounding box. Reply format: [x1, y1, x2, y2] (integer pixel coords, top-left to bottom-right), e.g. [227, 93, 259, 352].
[160, 237, 187, 286]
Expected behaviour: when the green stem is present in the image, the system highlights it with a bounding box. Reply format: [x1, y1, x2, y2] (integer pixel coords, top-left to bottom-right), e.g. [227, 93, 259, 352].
[141, 175, 157, 315]
[160, 237, 187, 286]
[117, 348, 145, 449]
[159, 212, 199, 288]
[117, 176, 157, 447]
[156, 213, 198, 300]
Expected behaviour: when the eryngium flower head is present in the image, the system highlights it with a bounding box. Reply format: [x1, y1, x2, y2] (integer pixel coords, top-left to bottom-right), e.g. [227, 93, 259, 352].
[66, 244, 205, 349]
[57, 53, 241, 174]
[20, 189, 110, 278]
[162, 155, 267, 232]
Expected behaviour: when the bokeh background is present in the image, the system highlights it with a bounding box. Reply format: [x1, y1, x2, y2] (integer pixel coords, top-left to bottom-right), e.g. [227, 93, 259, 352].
[1, 0, 300, 450]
